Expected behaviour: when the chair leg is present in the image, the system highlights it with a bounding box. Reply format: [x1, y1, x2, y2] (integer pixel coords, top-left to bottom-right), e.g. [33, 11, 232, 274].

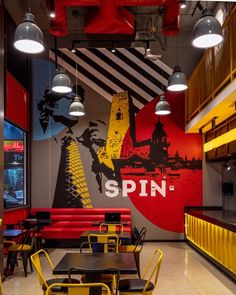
[37, 237, 42, 251]
[134, 252, 141, 279]
[28, 252, 33, 272]
[21, 251, 28, 277]
[6, 252, 17, 275]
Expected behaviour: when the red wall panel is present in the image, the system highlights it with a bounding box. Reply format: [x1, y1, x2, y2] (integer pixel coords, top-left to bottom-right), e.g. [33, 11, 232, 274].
[5, 72, 29, 131]
[3, 207, 28, 227]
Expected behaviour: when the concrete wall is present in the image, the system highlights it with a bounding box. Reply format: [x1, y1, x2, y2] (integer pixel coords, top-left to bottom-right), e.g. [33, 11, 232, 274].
[222, 159, 236, 212]
[202, 154, 222, 207]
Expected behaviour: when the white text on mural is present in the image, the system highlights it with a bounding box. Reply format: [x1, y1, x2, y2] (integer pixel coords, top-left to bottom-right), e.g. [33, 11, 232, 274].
[105, 180, 166, 198]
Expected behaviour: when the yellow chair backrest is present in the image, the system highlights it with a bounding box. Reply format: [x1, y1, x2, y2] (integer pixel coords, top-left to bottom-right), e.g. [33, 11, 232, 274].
[45, 282, 111, 295]
[88, 233, 119, 253]
[99, 223, 124, 233]
[142, 249, 163, 292]
[31, 249, 56, 289]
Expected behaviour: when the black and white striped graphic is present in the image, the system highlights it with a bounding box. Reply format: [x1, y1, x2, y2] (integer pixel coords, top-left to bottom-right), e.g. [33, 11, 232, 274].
[49, 48, 172, 111]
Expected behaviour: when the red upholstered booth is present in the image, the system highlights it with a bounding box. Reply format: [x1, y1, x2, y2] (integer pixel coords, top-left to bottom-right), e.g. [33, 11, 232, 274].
[30, 208, 131, 247]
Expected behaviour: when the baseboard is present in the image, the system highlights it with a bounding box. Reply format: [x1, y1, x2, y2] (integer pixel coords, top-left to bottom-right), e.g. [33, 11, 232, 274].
[44, 238, 186, 248]
[44, 239, 84, 248]
[144, 239, 186, 242]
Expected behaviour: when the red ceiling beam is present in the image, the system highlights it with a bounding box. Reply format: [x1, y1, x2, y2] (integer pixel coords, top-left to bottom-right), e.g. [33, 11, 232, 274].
[48, 0, 180, 36]
[163, 0, 180, 35]
[116, 0, 166, 5]
[85, 0, 135, 34]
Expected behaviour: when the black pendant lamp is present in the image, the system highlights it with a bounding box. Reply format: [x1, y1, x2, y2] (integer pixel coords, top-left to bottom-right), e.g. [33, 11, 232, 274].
[167, 66, 188, 92]
[192, 8, 223, 49]
[51, 38, 72, 94]
[69, 96, 85, 116]
[14, 12, 44, 54]
[69, 63, 85, 116]
[155, 94, 171, 115]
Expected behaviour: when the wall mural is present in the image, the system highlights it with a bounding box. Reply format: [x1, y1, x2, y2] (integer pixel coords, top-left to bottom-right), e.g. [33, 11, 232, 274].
[33, 49, 202, 233]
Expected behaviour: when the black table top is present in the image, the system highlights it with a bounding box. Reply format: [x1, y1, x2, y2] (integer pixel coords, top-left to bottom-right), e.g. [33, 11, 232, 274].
[53, 252, 137, 275]
[3, 229, 26, 238]
[92, 221, 129, 226]
[81, 230, 130, 239]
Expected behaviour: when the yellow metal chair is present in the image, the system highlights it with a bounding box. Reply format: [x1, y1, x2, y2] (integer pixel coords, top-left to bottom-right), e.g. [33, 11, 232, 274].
[31, 249, 80, 294]
[88, 234, 119, 290]
[118, 249, 163, 295]
[99, 223, 124, 233]
[88, 233, 119, 253]
[68, 267, 119, 295]
[99, 224, 123, 250]
[119, 227, 146, 278]
[45, 282, 111, 295]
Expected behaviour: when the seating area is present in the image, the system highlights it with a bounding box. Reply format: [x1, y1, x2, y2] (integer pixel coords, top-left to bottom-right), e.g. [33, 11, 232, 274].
[28, 225, 150, 295]
[29, 208, 131, 246]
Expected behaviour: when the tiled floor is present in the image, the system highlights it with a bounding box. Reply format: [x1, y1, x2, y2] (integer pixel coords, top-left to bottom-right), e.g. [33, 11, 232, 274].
[3, 242, 236, 295]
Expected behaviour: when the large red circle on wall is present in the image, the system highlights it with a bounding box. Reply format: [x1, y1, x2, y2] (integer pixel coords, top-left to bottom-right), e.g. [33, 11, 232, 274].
[120, 93, 202, 233]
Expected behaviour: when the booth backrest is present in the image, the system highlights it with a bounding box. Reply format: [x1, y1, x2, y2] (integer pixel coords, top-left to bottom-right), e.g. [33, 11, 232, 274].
[30, 208, 131, 242]
[30, 208, 131, 222]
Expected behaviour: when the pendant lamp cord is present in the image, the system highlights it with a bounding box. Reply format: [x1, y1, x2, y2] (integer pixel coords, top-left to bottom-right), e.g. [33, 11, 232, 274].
[75, 62, 78, 95]
[54, 36, 58, 70]
[28, 0, 31, 12]
[161, 65, 164, 93]
[176, 34, 178, 65]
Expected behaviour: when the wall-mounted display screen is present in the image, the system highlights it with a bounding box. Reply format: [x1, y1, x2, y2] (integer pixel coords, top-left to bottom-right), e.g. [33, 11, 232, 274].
[4, 121, 26, 209]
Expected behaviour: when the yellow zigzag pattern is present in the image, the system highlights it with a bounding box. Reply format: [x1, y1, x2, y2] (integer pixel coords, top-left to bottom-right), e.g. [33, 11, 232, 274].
[66, 140, 92, 208]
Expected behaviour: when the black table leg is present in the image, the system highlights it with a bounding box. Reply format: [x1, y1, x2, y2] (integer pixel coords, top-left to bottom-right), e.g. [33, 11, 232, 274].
[84, 272, 102, 295]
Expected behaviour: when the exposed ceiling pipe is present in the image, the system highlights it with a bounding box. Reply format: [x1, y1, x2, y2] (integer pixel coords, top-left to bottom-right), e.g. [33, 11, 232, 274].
[163, 0, 180, 36]
[48, 0, 67, 36]
[48, 0, 180, 37]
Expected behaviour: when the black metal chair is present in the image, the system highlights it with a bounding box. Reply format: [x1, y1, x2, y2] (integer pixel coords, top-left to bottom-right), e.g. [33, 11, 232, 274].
[6, 229, 35, 277]
[118, 227, 147, 278]
[118, 249, 163, 295]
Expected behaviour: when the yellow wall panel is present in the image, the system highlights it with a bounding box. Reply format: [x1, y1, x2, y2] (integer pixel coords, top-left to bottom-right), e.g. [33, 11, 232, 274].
[185, 214, 236, 275]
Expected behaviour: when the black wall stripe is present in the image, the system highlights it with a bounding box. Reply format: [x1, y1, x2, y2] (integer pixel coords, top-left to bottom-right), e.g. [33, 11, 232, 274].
[74, 49, 151, 105]
[79, 49, 158, 99]
[51, 49, 140, 113]
[53, 49, 116, 97]
[89, 48, 166, 93]
[129, 48, 170, 80]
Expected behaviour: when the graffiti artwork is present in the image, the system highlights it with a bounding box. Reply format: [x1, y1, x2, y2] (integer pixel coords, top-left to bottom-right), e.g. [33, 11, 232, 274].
[35, 85, 202, 233]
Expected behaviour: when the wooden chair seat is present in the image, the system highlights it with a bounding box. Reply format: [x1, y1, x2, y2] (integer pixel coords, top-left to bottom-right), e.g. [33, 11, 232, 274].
[42, 278, 80, 292]
[8, 244, 31, 252]
[118, 245, 142, 253]
[119, 279, 154, 292]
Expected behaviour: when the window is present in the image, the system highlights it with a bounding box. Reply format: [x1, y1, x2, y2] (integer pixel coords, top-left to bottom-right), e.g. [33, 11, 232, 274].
[4, 121, 26, 209]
